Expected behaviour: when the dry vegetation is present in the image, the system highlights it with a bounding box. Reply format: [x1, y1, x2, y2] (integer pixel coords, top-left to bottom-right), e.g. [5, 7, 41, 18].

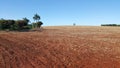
[0, 26, 120, 68]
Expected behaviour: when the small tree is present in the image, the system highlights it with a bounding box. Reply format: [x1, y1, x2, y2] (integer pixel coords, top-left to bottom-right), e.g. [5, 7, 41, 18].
[36, 21, 43, 28]
[33, 13, 40, 22]
[33, 14, 43, 28]
[73, 23, 76, 26]
[23, 17, 29, 25]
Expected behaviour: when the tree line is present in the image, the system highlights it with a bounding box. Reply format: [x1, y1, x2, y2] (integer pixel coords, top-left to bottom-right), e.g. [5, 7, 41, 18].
[0, 14, 43, 31]
[101, 24, 120, 26]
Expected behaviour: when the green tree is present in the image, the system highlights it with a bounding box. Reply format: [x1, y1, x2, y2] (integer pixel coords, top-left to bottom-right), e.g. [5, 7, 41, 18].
[0, 19, 15, 30]
[23, 17, 29, 25]
[0, 18, 31, 31]
[15, 20, 28, 30]
[0, 19, 8, 29]
[33, 13, 41, 28]
[36, 21, 43, 28]
[0, 19, 4, 30]
[7, 20, 15, 28]
[33, 13, 40, 22]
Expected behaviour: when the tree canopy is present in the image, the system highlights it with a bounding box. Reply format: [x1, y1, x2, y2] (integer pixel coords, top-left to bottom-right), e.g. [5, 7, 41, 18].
[33, 14, 40, 22]
[0, 19, 30, 30]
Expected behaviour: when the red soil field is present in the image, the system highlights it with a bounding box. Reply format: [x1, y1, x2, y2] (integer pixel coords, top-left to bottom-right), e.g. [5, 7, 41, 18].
[0, 26, 120, 68]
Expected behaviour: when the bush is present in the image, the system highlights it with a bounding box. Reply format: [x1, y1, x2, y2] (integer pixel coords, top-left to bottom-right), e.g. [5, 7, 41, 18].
[0, 19, 31, 31]
[22, 26, 30, 29]
[101, 24, 119, 26]
[36, 21, 43, 28]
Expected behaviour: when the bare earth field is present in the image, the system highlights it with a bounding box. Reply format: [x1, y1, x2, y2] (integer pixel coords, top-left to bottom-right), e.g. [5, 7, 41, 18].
[0, 26, 120, 68]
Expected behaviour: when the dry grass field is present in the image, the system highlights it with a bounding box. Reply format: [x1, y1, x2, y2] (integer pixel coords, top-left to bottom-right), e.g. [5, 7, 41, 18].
[0, 26, 120, 68]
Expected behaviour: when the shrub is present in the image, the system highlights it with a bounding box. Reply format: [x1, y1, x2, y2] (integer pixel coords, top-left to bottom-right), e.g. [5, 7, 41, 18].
[101, 24, 119, 26]
[0, 19, 31, 31]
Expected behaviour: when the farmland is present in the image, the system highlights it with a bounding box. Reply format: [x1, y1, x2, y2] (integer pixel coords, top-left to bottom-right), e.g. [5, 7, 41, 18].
[0, 26, 120, 68]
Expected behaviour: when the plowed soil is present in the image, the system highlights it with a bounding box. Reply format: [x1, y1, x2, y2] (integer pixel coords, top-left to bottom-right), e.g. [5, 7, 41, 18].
[0, 26, 120, 68]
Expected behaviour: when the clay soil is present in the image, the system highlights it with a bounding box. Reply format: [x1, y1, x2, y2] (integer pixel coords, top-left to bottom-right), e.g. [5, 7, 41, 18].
[0, 26, 120, 68]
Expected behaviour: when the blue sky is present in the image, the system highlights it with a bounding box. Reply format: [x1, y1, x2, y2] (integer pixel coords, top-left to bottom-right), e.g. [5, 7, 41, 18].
[0, 0, 120, 26]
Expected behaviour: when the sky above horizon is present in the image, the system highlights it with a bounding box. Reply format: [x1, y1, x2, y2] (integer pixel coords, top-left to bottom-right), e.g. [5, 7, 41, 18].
[0, 0, 120, 26]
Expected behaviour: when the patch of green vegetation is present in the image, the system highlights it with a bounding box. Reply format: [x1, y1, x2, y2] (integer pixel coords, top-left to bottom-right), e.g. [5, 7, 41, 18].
[0, 14, 43, 31]
[101, 24, 120, 26]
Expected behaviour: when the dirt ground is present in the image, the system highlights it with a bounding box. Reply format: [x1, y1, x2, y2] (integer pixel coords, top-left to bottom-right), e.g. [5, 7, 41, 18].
[0, 26, 120, 68]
